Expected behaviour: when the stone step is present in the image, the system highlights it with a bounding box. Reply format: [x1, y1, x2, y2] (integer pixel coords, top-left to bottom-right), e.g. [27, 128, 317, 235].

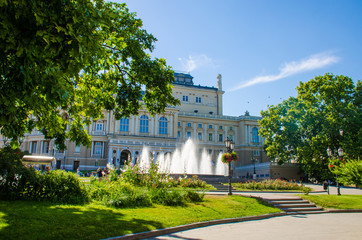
[263, 197, 303, 202]
[287, 210, 328, 215]
[275, 203, 316, 208]
[282, 207, 324, 212]
[269, 200, 310, 204]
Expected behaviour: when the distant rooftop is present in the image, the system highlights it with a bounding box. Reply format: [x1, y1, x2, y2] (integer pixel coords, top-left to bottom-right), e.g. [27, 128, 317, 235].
[174, 72, 194, 85]
[173, 72, 217, 90]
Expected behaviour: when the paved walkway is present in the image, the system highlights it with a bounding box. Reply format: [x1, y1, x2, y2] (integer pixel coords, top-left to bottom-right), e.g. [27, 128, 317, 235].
[145, 213, 362, 240]
[142, 184, 362, 240]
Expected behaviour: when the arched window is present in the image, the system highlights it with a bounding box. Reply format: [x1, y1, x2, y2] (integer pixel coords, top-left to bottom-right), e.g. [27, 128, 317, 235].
[140, 115, 149, 133]
[252, 127, 259, 143]
[119, 118, 129, 132]
[159, 117, 168, 135]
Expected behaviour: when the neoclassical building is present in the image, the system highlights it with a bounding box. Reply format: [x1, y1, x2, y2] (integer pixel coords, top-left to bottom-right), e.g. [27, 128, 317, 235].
[1, 73, 271, 178]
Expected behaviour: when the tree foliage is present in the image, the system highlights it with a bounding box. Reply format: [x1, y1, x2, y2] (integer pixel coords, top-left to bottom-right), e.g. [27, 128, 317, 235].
[333, 158, 362, 188]
[0, 0, 179, 149]
[259, 74, 361, 181]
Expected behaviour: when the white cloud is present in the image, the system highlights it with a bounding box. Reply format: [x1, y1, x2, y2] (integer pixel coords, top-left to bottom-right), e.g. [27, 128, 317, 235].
[177, 54, 214, 72]
[232, 53, 340, 90]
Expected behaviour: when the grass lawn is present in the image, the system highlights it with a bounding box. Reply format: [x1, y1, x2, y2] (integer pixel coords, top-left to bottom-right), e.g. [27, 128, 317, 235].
[0, 195, 280, 240]
[301, 195, 362, 209]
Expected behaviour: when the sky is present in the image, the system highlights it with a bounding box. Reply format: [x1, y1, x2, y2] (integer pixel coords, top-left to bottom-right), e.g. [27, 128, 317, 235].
[116, 0, 362, 117]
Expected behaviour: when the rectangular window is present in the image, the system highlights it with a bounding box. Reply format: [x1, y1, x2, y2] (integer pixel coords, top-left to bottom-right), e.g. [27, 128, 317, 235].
[229, 126, 233, 131]
[219, 134, 223, 142]
[183, 96, 189, 102]
[94, 142, 103, 156]
[177, 131, 181, 138]
[209, 124, 213, 129]
[42, 141, 49, 153]
[208, 133, 213, 141]
[119, 118, 129, 132]
[31, 141, 37, 154]
[229, 135, 234, 141]
[219, 125, 223, 130]
[75, 145, 81, 153]
[198, 132, 202, 140]
[208, 149, 213, 155]
[253, 150, 260, 156]
[186, 132, 191, 139]
[198, 123, 202, 128]
[178, 122, 181, 126]
[196, 97, 202, 103]
[95, 122, 103, 131]
[187, 123, 192, 127]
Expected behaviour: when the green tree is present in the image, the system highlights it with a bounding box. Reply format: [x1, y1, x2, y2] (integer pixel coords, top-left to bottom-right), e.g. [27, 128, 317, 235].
[259, 74, 362, 181]
[0, 0, 179, 149]
[330, 158, 362, 188]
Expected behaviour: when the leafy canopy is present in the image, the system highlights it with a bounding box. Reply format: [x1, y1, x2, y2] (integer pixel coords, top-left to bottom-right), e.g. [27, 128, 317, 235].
[0, 0, 179, 149]
[259, 73, 361, 181]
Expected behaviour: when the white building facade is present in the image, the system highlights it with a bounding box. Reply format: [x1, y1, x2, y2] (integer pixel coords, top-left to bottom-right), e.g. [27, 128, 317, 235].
[1, 73, 270, 178]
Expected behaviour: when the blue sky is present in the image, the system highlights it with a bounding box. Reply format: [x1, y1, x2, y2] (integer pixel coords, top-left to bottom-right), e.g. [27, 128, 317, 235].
[117, 0, 362, 117]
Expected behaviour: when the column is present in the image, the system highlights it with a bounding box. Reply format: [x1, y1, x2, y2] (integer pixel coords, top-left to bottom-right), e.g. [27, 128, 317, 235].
[204, 124, 207, 143]
[183, 122, 186, 141]
[155, 114, 159, 136]
[135, 116, 139, 134]
[234, 126, 238, 144]
[194, 123, 197, 139]
[108, 147, 113, 164]
[170, 115, 173, 137]
[91, 142, 94, 157]
[214, 126, 217, 143]
[244, 125, 248, 144]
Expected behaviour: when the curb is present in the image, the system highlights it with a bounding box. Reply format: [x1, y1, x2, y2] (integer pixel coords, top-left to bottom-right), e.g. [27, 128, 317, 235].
[103, 212, 287, 240]
[103, 210, 362, 240]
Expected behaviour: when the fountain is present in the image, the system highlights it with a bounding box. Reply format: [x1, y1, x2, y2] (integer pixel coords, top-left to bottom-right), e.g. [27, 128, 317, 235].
[138, 139, 227, 176]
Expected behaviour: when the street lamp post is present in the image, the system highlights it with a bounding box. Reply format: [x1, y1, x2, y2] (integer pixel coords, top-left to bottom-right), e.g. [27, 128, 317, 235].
[327, 146, 343, 195]
[224, 137, 234, 195]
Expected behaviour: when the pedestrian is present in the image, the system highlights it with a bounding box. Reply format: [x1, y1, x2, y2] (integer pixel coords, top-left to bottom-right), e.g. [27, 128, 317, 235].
[97, 167, 103, 181]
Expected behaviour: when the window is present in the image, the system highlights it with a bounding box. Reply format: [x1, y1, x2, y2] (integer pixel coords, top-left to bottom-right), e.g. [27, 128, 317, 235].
[187, 122, 192, 127]
[75, 145, 81, 153]
[198, 123, 202, 128]
[178, 121, 181, 126]
[209, 124, 213, 129]
[196, 97, 202, 103]
[159, 117, 168, 135]
[183, 96, 189, 102]
[252, 127, 259, 143]
[94, 142, 103, 156]
[219, 134, 223, 142]
[229, 126, 233, 131]
[219, 125, 223, 130]
[198, 132, 202, 140]
[31, 141, 37, 154]
[177, 131, 181, 138]
[95, 122, 103, 131]
[42, 141, 49, 153]
[208, 133, 213, 141]
[186, 132, 191, 139]
[119, 118, 129, 132]
[140, 115, 149, 133]
[208, 149, 213, 155]
[229, 135, 234, 141]
[253, 150, 260, 156]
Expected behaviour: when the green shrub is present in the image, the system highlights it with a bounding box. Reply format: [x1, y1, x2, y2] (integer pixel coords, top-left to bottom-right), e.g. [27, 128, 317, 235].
[234, 179, 311, 192]
[150, 188, 187, 206]
[186, 189, 205, 202]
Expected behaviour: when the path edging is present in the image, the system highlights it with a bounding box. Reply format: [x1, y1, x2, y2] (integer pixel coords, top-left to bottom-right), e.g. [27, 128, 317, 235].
[103, 212, 287, 240]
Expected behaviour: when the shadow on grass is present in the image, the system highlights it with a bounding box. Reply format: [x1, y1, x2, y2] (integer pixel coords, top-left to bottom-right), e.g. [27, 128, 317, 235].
[0, 200, 163, 240]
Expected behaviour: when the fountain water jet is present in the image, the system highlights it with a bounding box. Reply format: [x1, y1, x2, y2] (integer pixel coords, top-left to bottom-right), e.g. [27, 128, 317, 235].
[139, 139, 227, 175]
